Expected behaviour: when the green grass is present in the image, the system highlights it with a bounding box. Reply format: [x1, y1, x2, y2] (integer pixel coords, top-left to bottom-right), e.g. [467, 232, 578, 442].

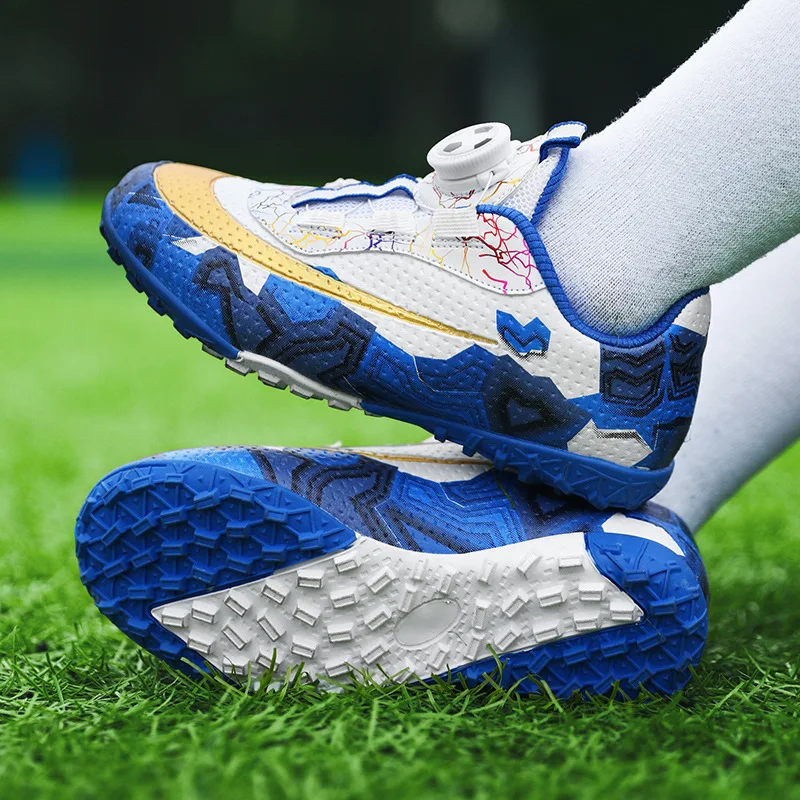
[2, 195, 800, 799]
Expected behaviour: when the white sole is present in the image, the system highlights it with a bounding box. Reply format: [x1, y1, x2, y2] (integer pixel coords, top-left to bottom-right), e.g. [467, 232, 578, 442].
[207, 345, 363, 412]
[152, 532, 642, 687]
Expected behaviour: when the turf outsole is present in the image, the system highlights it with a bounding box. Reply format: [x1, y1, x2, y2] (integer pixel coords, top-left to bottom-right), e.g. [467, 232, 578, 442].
[100, 193, 673, 510]
[76, 458, 708, 698]
[75, 460, 356, 674]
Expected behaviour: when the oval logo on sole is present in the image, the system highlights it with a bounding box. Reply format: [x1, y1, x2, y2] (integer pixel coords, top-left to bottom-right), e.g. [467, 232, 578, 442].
[394, 599, 461, 647]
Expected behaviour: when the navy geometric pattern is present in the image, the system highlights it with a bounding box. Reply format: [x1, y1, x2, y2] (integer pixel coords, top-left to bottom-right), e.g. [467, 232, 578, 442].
[248, 447, 611, 554]
[106, 164, 706, 473]
[155, 445, 706, 574]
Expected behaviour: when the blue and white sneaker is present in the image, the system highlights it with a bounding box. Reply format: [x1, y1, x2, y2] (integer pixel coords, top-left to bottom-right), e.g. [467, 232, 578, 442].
[75, 440, 708, 698]
[100, 121, 709, 509]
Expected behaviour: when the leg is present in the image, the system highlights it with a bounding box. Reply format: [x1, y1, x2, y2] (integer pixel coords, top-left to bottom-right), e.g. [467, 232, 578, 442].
[540, 0, 800, 334]
[654, 235, 800, 531]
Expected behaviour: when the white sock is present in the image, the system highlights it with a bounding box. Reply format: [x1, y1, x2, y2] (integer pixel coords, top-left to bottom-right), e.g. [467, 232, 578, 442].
[654, 235, 800, 532]
[539, 0, 800, 335]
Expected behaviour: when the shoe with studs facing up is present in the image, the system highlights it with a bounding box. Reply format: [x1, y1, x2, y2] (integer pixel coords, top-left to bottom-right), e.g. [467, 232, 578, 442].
[76, 440, 708, 698]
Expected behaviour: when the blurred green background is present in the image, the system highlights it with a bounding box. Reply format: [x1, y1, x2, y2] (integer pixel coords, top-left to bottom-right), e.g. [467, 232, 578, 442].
[4, 0, 743, 188]
[5, 2, 800, 798]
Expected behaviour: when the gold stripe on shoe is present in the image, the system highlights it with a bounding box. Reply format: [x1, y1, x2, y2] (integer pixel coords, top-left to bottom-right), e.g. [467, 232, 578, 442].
[154, 163, 496, 345]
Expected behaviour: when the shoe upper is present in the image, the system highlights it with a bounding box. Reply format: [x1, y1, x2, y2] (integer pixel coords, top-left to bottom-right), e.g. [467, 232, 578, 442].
[105, 122, 709, 475]
[146, 440, 707, 596]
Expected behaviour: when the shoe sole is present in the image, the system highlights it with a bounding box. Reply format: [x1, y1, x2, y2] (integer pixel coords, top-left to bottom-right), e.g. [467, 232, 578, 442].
[100, 191, 672, 511]
[76, 457, 708, 698]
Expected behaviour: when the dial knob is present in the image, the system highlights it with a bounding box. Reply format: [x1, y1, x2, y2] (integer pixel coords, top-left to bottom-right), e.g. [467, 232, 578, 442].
[427, 122, 514, 193]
